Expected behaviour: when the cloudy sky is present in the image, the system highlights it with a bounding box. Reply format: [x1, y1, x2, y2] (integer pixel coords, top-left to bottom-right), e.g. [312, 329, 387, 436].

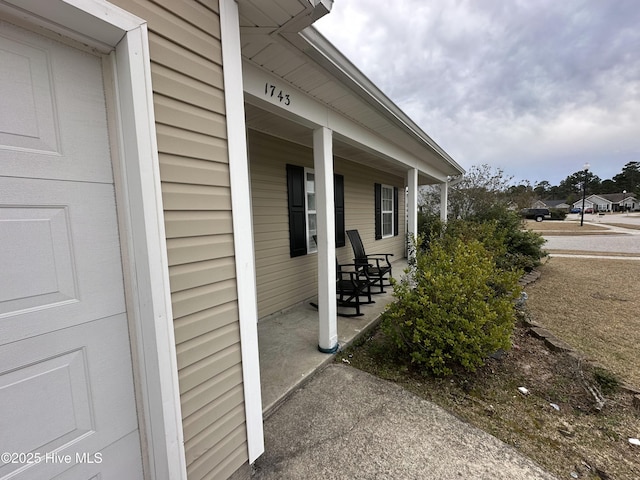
[315, 0, 640, 186]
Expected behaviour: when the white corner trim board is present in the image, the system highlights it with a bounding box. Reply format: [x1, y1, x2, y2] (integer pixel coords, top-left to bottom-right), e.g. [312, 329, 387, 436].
[219, 0, 265, 464]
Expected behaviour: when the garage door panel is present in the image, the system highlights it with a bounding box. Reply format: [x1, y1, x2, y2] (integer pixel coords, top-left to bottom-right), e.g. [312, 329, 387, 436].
[0, 18, 143, 478]
[0, 20, 113, 184]
[0, 205, 76, 311]
[0, 314, 138, 479]
[0, 349, 92, 459]
[50, 431, 144, 480]
[0, 177, 127, 344]
[0, 30, 59, 154]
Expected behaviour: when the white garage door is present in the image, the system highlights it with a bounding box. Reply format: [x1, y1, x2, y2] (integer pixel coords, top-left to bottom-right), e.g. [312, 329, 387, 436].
[0, 20, 144, 479]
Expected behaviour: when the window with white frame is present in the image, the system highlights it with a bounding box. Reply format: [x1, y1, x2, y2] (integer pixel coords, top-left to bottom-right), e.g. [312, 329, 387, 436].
[381, 184, 394, 237]
[305, 169, 317, 253]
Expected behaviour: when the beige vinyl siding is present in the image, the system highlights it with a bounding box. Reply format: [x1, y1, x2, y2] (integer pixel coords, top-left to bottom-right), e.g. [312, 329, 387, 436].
[109, 1, 247, 479]
[250, 131, 318, 316]
[249, 130, 406, 318]
[338, 161, 406, 265]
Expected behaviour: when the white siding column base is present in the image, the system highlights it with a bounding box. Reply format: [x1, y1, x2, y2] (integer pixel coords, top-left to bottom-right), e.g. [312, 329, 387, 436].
[407, 168, 418, 248]
[440, 181, 449, 222]
[314, 127, 338, 353]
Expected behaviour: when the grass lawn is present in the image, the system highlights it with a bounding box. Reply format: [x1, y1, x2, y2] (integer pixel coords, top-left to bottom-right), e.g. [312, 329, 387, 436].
[526, 257, 640, 388]
[525, 220, 611, 235]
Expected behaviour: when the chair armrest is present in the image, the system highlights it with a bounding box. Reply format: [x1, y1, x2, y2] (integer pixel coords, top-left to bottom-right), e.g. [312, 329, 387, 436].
[339, 263, 372, 281]
[363, 254, 393, 269]
[368, 253, 394, 261]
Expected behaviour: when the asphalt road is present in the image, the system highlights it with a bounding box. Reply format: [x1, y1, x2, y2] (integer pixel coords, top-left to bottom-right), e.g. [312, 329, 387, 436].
[543, 213, 640, 255]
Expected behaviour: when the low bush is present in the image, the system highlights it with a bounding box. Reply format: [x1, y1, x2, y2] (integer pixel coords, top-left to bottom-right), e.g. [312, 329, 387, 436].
[382, 236, 522, 376]
[419, 205, 547, 272]
[549, 209, 567, 220]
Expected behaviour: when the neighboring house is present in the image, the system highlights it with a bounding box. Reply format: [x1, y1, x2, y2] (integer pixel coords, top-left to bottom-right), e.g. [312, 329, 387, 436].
[0, 1, 463, 480]
[572, 193, 638, 212]
[533, 199, 571, 211]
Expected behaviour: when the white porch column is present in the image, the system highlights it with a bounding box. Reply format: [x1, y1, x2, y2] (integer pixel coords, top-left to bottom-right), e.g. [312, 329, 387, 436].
[407, 168, 419, 240]
[440, 181, 449, 222]
[314, 127, 338, 353]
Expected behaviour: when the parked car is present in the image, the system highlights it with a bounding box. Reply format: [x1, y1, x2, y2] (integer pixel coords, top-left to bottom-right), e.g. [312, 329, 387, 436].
[520, 208, 551, 222]
[570, 207, 581, 213]
[584, 208, 594, 214]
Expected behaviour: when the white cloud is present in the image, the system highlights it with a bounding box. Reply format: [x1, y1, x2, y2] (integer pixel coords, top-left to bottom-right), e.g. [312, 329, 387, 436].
[315, 0, 640, 185]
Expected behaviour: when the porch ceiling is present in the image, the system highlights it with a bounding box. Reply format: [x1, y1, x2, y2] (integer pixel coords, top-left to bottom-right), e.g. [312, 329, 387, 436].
[245, 103, 438, 183]
[237, 1, 464, 182]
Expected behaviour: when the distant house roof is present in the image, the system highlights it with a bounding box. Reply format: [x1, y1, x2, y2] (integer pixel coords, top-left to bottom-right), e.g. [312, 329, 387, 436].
[543, 199, 570, 208]
[572, 193, 638, 208]
[596, 193, 637, 203]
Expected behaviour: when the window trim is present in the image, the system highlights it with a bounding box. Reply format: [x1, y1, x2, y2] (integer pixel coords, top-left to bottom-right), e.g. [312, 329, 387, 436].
[381, 184, 394, 238]
[374, 183, 399, 240]
[304, 167, 317, 253]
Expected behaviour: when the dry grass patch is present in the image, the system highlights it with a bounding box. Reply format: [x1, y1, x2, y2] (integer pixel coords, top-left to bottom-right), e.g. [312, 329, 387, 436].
[525, 221, 609, 234]
[539, 231, 620, 236]
[602, 223, 640, 231]
[548, 250, 640, 258]
[526, 257, 640, 388]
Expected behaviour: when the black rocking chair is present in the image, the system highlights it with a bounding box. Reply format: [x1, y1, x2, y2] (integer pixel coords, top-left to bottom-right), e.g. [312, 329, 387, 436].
[346, 229, 393, 293]
[335, 261, 374, 317]
[310, 257, 375, 317]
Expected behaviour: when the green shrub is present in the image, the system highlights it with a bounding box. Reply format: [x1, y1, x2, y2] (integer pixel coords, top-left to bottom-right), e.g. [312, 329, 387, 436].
[503, 225, 547, 272]
[549, 209, 567, 220]
[382, 236, 522, 376]
[417, 210, 445, 250]
[419, 205, 547, 272]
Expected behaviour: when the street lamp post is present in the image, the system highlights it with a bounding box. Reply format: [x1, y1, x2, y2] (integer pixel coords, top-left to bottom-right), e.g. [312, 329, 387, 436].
[580, 163, 590, 227]
[623, 190, 627, 215]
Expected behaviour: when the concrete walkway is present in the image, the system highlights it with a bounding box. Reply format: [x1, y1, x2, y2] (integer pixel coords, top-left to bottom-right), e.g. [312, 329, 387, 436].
[254, 365, 558, 480]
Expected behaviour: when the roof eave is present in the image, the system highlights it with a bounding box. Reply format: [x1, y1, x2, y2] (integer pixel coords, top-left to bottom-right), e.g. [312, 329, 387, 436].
[297, 27, 464, 176]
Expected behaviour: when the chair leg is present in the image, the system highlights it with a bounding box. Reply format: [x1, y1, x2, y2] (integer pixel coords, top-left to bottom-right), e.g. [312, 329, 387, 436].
[337, 295, 363, 317]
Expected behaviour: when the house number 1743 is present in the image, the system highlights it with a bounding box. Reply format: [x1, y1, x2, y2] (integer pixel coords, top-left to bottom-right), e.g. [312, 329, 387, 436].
[264, 83, 291, 106]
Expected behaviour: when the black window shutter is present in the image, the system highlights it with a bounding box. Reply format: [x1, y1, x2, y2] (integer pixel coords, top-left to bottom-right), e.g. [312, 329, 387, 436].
[334, 174, 345, 247]
[393, 186, 399, 236]
[286, 164, 307, 257]
[374, 183, 382, 240]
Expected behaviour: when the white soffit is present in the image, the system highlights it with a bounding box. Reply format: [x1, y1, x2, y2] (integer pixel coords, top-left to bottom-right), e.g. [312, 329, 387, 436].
[237, 2, 463, 178]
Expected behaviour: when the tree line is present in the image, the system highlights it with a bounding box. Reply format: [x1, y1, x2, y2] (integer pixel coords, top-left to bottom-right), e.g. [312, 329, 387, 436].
[420, 161, 640, 217]
[533, 161, 640, 203]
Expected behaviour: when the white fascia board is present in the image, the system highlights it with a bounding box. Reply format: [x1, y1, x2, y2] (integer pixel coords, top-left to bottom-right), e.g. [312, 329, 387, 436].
[220, 0, 265, 464]
[243, 61, 329, 127]
[243, 61, 448, 183]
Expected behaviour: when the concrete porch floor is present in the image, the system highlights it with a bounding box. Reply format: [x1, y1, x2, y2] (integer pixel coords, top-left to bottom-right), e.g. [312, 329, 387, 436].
[258, 259, 409, 416]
